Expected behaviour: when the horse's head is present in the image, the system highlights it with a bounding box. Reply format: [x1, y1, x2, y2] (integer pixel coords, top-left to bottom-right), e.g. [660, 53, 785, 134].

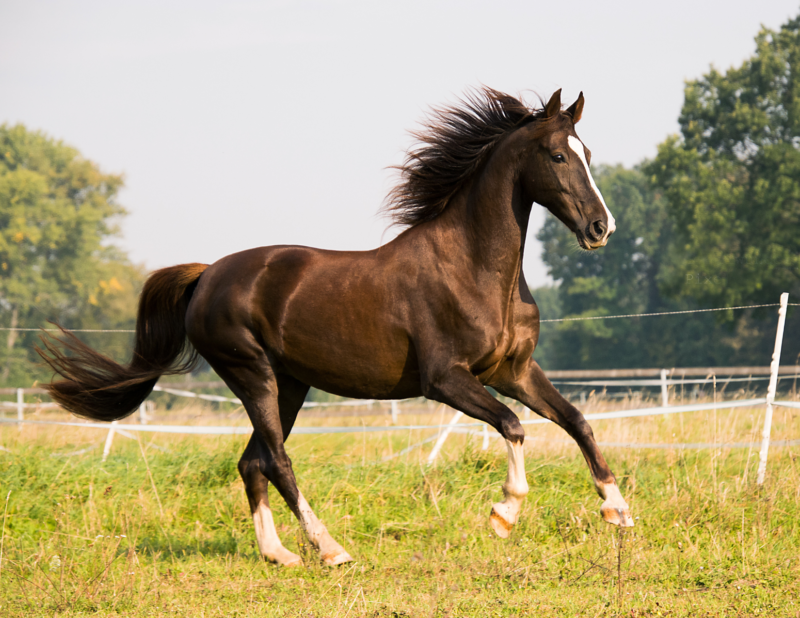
[520, 89, 615, 250]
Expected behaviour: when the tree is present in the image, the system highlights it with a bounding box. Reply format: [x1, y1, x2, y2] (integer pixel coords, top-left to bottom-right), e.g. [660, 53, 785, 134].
[0, 124, 143, 384]
[646, 14, 800, 308]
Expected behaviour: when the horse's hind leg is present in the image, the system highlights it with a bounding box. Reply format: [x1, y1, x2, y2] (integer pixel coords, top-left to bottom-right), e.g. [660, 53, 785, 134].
[274, 374, 353, 566]
[227, 368, 353, 566]
[238, 434, 302, 566]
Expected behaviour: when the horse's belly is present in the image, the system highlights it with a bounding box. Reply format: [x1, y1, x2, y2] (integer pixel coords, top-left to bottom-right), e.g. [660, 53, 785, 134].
[281, 348, 422, 400]
[278, 323, 421, 400]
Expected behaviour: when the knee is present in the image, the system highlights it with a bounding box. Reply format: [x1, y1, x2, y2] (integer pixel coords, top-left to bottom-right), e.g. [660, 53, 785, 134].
[562, 406, 593, 438]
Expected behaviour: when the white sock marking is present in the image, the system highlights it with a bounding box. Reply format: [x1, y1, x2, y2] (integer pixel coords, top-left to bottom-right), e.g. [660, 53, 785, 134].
[492, 440, 529, 529]
[567, 135, 616, 236]
[297, 492, 327, 547]
[252, 502, 300, 565]
[297, 492, 352, 564]
[598, 481, 626, 506]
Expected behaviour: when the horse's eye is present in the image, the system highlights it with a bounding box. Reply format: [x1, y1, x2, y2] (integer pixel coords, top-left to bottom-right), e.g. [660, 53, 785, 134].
[552, 154, 566, 163]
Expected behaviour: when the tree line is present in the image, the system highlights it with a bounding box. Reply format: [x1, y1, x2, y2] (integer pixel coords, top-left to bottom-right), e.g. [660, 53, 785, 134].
[1, 14, 799, 386]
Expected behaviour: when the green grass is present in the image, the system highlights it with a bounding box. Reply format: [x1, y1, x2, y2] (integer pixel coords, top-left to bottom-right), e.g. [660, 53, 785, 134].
[1, 401, 799, 617]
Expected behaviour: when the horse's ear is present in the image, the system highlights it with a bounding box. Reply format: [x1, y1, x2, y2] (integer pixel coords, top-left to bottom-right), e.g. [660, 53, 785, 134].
[566, 92, 584, 124]
[544, 89, 562, 118]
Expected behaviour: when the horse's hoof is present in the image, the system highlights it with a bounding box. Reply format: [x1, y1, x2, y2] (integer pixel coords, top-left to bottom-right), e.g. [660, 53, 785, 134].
[322, 550, 353, 566]
[266, 550, 304, 567]
[489, 507, 513, 539]
[601, 503, 634, 527]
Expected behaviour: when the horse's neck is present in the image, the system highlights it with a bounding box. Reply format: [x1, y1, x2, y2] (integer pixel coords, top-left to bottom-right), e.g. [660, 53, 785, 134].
[431, 142, 531, 286]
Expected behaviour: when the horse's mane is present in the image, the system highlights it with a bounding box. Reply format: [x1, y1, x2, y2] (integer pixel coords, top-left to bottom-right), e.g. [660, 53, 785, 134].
[385, 87, 548, 228]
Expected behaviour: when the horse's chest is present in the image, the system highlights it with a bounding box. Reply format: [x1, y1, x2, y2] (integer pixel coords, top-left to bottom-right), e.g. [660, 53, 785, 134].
[469, 317, 518, 367]
[469, 302, 537, 374]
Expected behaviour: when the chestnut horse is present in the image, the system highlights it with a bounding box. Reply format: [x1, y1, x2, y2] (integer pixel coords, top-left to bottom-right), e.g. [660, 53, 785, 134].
[39, 88, 633, 567]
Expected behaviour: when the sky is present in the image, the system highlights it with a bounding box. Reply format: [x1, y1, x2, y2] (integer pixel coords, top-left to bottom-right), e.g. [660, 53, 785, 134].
[1, 1, 798, 287]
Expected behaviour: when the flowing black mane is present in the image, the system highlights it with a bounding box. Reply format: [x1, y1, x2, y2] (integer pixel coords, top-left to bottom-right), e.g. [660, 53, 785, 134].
[386, 88, 547, 228]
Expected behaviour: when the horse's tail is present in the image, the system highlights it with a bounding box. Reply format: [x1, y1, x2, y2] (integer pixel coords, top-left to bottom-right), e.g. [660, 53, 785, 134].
[37, 263, 209, 422]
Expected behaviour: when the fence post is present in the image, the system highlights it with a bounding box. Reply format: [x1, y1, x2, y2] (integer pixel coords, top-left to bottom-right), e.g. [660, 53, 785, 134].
[660, 369, 669, 407]
[391, 400, 399, 424]
[16, 388, 23, 430]
[481, 424, 490, 451]
[138, 402, 148, 425]
[757, 293, 789, 485]
[102, 421, 118, 463]
[427, 409, 463, 464]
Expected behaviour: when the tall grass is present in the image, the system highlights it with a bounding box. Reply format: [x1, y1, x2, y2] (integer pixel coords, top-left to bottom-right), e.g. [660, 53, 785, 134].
[0, 395, 799, 617]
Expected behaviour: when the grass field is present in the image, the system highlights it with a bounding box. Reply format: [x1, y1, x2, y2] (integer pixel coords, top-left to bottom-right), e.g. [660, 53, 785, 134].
[1, 393, 799, 617]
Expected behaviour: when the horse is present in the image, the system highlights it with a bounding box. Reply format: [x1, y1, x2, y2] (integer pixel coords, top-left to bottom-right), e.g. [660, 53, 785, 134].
[38, 87, 633, 568]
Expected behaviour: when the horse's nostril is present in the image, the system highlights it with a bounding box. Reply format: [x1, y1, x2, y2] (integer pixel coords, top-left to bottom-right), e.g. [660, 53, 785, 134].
[589, 220, 607, 241]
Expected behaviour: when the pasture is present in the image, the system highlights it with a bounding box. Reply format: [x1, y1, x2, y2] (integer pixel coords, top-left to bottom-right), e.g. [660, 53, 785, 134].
[1, 393, 799, 617]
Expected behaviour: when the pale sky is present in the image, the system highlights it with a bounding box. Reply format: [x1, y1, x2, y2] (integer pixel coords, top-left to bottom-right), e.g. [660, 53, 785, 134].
[1, 1, 798, 287]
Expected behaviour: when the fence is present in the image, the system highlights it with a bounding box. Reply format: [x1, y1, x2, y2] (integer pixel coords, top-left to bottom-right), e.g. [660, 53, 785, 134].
[0, 294, 797, 483]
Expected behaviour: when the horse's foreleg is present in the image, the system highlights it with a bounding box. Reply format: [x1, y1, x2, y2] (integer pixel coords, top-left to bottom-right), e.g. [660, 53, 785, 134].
[493, 359, 634, 527]
[489, 439, 529, 538]
[423, 367, 529, 537]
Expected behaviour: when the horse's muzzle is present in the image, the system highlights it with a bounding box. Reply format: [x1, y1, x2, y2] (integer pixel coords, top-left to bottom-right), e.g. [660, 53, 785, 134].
[578, 220, 614, 250]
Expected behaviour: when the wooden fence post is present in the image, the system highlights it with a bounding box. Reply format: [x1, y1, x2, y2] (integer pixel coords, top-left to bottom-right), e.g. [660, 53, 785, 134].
[660, 369, 669, 407]
[757, 293, 789, 485]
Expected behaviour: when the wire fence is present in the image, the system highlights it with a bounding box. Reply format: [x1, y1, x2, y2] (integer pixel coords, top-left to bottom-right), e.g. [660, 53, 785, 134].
[1, 300, 797, 332]
[540, 302, 799, 322]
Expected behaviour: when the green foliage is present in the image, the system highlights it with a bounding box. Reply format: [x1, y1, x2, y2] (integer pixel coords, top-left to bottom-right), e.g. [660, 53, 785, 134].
[646, 15, 800, 308]
[534, 13, 800, 370]
[0, 124, 144, 384]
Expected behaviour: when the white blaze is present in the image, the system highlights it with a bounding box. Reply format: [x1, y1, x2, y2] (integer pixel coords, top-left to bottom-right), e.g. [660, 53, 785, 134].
[567, 135, 616, 236]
